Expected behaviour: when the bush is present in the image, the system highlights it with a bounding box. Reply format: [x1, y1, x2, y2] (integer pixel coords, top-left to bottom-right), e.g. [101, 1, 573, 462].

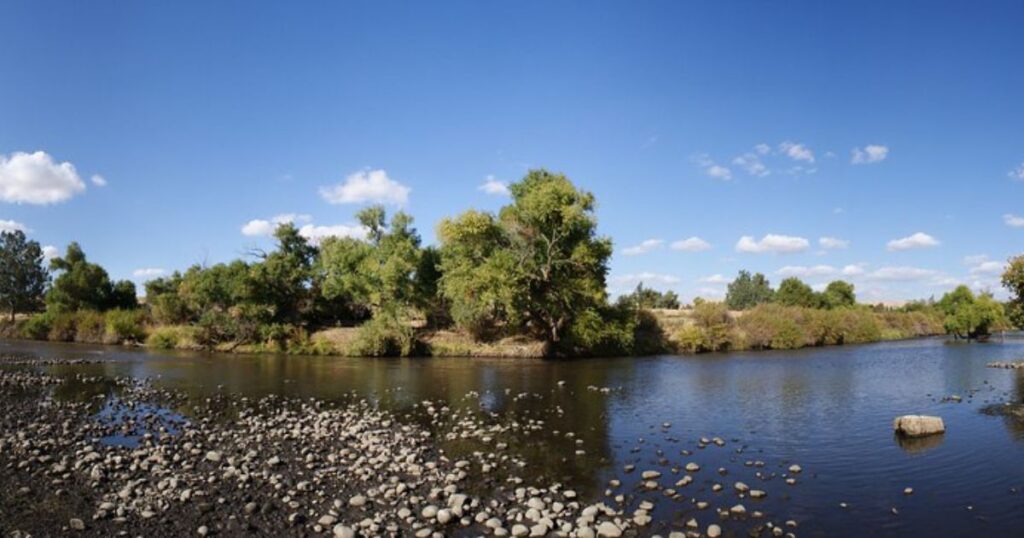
[194, 310, 237, 348]
[74, 310, 107, 343]
[105, 309, 148, 343]
[48, 311, 78, 342]
[349, 312, 417, 357]
[562, 306, 637, 357]
[21, 313, 52, 340]
[145, 325, 198, 350]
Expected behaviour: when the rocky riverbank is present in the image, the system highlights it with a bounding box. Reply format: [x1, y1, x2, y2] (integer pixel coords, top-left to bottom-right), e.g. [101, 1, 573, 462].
[0, 356, 807, 537]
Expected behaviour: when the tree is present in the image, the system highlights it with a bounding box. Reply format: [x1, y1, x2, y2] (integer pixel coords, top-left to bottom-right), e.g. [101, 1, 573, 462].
[725, 270, 773, 310]
[438, 169, 613, 349]
[0, 230, 49, 320]
[1003, 255, 1024, 328]
[616, 283, 680, 310]
[47, 242, 137, 312]
[938, 285, 1006, 340]
[248, 223, 317, 324]
[774, 277, 820, 308]
[822, 280, 856, 309]
[318, 206, 423, 315]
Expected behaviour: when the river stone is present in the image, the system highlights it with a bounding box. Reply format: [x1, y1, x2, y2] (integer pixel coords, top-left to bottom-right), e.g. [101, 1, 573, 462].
[333, 524, 355, 538]
[596, 521, 623, 537]
[893, 415, 945, 437]
[707, 524, 722, 537]
[349, 495, 367, 507]
[69, 518, 85, 531]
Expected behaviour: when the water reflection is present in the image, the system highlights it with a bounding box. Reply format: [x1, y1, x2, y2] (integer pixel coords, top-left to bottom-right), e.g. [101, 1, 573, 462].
[3, 335, 1024, 537]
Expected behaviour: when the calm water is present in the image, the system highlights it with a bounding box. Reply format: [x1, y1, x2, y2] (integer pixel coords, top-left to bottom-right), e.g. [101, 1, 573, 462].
[3, 335, 1024, 537]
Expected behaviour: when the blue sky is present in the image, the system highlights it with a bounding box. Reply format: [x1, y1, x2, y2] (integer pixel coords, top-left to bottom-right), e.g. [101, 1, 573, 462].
[1, 1, 1022, 302]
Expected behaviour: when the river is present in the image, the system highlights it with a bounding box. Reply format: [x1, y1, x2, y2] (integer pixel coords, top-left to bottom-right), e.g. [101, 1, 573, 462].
[2, 335, 1023, 537]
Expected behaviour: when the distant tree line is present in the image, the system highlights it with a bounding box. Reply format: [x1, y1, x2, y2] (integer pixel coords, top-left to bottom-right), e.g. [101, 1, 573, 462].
[1, 172, 1021, 355]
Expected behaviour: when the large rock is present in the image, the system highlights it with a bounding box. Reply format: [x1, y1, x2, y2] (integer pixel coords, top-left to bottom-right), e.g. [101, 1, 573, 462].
[893, 415, 945, 437]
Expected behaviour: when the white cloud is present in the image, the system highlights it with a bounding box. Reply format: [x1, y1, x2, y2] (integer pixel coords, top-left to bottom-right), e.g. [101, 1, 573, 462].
[241, 213, 312, 237]
[609, 272, 681, 287]
[1009, 163, 1024, 181]
[851, 145, 889, 164]
[841, 263, 867, 277]
[90, 174, 107, 187]
[694, 154, 732, 181]
[699, 274, 730, 284]
[0, 219, 29, 233]
[778, 141, 815, 163]
[754, 143, 771, 155]
[132, 268, 166, 278]
[320, 169, 410, 205]
[735, 234, 810, 254]
[886, 232, 940, 251]
[732, 152, 769, 177]
[819, 236, 849, 249]
[42, 245, 58, 261]
[622, 238, 664, 256]
[297, 224, 368, 245]
[670, 237, 712, 252]
[866, 266, 938, 281]
[1004, 214, 1024, 228]
[478, 175, 510, 196]
[963, 255, 1006, 276]
[706, 164, 732, 181]
[777, 265, 837, 278]
[0, 151, 87, 204]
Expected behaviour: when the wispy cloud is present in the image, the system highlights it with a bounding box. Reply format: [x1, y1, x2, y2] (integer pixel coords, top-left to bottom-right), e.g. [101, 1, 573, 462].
[851, 145, 889, 164]
[693, 154, 732, 181]
[132, 267, 166, 278]
[1009, 162, 1024, 181]
[778, 141, 815, 163]
[886, 232, 940, 251]
[736, 234, 810, 254]
[609, 272, 681, 287]
[0, 219, 29, 233]
[1004, 214, 1024, 228]
[622, 238, 664, 256]
[241, 213, 313, 236]
[819, 236, 849, 249]
[478, 175, 509, 196]
[670, 237, 712, 252]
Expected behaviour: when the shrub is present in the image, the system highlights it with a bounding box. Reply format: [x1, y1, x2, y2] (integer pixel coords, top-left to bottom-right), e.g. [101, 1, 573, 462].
[194, 310, 237, 348]
[105, 309, 147, 343]
[74, 310, 107, 343]
[349, 312, 417, 357]
[21, 313, 52, 340]
[562, 306, 637, 357]
[48, 311, 78, 342]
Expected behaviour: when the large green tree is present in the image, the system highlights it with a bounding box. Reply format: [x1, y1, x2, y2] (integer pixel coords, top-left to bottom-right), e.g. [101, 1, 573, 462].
[774, 277, 820, 308]
[249, 223, 317, 324]
[616, 283, 680, 310]
[821, 280, 856, 309]
[318, 206, 423, 315]
[47, 242, 136, 312]
[438, 170, 613, 348]
[725, 270, 773, 310]
[938, 285, 1006, 340]
[1003, 255, 1024, 328]
[0, 230, 49, 320]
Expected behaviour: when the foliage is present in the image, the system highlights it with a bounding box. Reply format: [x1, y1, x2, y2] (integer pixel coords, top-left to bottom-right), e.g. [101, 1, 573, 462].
[774, 277, 820, 308]
[349, 309, 417, 357]
[616, 283, 680, 310]
[725, 270, 773, 310]
[1003, 255, 1024, 328]
[438, 170, 613, 352]
[74, 310, 107, 343]
[105, 309, 148, 343]
[0, 230, 49, 320]
[821, 280, 856, 309]
[21, 312, 52, 340]
[248, 223, 317, 324]
[47, 242, 137, 312]
[938, 285, 1006, 339]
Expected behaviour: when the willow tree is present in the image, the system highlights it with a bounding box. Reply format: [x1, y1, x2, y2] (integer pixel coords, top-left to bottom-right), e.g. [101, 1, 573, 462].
[438, 169, 613, 349]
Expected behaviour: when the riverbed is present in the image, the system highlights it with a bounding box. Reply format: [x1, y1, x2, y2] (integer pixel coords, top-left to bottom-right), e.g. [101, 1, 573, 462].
[1, 335, 1023, 537]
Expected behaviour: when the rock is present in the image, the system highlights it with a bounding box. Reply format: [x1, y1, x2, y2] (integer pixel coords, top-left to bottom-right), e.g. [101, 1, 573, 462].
[349, 495, 367, 507]
[333, 524, 356, 538]
[511, 524, 530, 537]
[641, 470, 661, 480]
[421, 505, 438, 519]
[730, 504, 747, 515]
[788, 464, 802, 474]
[904, 487, 914, 495]
[596, 521, 623, 537]
[197, 526, 209, 536]
[205, 451, 222, 462]
[734, 481, 750, 493]
[707, 524, 722, 538]
[893, 415, 945, 437]
[69, 518, 85, 531]
[685, 462, 700, 472]
[319, 514, 338, 526]
[750, 490, 766, 499]
[436, 509, 452, 524]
